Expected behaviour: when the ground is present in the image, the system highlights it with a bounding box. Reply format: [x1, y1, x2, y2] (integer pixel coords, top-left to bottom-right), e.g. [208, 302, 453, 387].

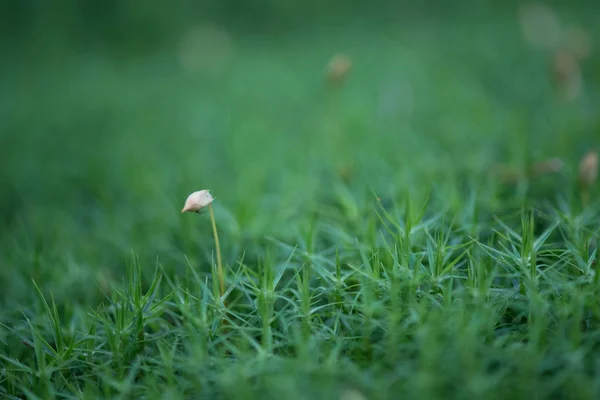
[1, 7, 600, 400]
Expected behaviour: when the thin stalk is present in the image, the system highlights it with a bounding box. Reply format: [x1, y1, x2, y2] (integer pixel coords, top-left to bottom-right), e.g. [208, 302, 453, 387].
[208, 204, 225, 298]
[581, 186, 590, 209]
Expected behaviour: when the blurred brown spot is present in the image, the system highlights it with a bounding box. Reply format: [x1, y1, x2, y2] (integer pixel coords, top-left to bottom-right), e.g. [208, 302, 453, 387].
[326, 53, 352, 85]
[553, 48, 579, 82]
[492, 163, 522, 183]
[493, 157, 564, 183]
[530, 157, 564, 177]
[518, 2, 562, 51]
[551, 48, 582, 102]
[579, 150, 598, 188]
[337, 164, 354, 183]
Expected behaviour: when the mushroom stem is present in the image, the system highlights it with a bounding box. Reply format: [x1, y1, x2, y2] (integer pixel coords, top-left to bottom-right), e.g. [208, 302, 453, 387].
[208, 203, 225, 297]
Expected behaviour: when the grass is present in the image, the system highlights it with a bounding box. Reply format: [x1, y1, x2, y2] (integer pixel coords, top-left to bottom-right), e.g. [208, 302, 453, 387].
[2, 7, 600, 399]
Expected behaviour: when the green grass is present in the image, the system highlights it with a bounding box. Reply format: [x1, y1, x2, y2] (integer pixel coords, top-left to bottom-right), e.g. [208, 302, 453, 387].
[2, 9, 600, 399]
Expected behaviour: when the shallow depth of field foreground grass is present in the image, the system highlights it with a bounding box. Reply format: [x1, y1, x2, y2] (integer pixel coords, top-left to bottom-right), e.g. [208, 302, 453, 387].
[2, 4, 600, 399]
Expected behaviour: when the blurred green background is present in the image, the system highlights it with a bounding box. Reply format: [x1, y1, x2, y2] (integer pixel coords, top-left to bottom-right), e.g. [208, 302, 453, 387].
[1, 0, 599, 309]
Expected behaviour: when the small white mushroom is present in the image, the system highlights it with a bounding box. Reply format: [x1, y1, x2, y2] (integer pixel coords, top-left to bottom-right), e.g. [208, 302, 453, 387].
[181, 190, 214, 213]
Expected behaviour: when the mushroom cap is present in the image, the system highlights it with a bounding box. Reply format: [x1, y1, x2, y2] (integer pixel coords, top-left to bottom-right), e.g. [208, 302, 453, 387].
[181, 190, 214, 213]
